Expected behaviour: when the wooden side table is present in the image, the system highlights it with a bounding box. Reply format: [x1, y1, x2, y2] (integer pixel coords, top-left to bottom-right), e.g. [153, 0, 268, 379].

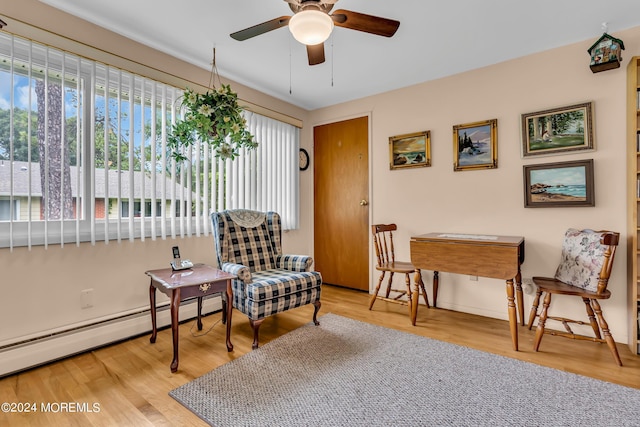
[145, 263, 236, 372]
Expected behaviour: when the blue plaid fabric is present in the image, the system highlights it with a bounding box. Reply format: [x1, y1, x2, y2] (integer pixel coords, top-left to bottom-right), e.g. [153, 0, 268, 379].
[220, 262, 251, 282]
[277, 254, 313, 271]
[212, 210, 322, 322]
[242, 287, 320, 320]
[245, 269, 322, 300]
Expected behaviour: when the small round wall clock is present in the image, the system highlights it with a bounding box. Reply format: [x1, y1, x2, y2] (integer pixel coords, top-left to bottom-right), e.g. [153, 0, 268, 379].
[299, 148, 310, 171]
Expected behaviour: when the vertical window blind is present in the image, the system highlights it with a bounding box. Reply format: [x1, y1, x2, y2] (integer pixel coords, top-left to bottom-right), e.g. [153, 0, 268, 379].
[0, 32, 299, 250]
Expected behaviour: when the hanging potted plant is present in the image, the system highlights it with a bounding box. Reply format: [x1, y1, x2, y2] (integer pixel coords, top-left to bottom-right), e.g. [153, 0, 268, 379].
[168, 51, 257, 161]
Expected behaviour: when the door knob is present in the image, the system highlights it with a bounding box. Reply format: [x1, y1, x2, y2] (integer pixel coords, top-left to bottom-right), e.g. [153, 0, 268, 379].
[360, 199, 369, 206]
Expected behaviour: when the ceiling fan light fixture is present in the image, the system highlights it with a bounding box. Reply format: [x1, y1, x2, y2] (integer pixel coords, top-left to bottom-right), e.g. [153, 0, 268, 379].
[288, 9, 334, 45]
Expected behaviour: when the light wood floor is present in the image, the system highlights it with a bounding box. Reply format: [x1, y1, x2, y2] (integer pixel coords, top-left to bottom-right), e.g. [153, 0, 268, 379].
[1, 284, 639, 426]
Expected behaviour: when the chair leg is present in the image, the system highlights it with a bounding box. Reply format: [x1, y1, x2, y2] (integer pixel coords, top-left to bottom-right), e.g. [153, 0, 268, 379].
[385, 272, 395, 298]
[369, 272, 385, 310]
[582, 297, 602, 340]
[411, 270, 429, 325]
[249, 318, 264, 350]
[527, 289, 542, 330]
[416, 270, 430, 308]
[312, 300, 321, 326]
[533, 292, 551, 352]
[404, 273, 413, 319]
[411, 270, 430, 326]
[591, 299, 622, 366]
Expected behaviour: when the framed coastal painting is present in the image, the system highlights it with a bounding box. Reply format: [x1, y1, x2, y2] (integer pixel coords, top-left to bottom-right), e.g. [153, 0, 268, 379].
[453, 119, 497, 171]
[389, 130, 431, 170]
[523, 159, 594, 208]
[521, 102, 594, 157]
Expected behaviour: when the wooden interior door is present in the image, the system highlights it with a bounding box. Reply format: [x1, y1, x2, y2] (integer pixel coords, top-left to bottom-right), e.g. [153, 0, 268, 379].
[313, 116, 369, 291]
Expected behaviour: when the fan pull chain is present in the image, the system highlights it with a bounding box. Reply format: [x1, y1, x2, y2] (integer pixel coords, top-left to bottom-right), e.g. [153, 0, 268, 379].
[331, 33, 334, 87]
[289, 36, 293, 95]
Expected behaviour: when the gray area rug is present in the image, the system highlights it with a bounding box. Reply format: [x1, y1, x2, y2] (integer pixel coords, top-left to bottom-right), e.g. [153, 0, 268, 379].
[170, 313, 640, 426]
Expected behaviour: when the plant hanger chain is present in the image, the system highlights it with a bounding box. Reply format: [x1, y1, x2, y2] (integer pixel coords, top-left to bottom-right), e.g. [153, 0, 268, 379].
[209, 47, 223, 90]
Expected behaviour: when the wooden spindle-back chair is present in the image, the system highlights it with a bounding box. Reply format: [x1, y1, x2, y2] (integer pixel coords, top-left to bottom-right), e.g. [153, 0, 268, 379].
[527, 229, 622, 365]
[369, 224, 429, 324]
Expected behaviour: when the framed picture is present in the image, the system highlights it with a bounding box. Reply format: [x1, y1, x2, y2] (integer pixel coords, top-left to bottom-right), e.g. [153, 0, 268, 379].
[521, 102, 594, 157]
[389, 130, 431, 170]
[523, 159, 594, 208]
[453, 119, 497, 171]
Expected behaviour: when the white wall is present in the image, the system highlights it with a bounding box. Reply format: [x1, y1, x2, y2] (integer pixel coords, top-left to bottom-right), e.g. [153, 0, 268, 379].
[0, 238, 217, 344]
[304, 26, 640, 345]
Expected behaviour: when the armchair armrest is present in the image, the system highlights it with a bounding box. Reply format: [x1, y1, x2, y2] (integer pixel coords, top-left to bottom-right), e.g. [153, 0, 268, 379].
[277, 255, 313, 272]
[220, 262, 252, 283]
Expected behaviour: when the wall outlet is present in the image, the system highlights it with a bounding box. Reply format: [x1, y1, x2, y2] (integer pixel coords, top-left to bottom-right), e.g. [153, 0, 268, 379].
[80, 289, 94, 309]
[522, 278, 534, 295]
[469, 275, 478, 281]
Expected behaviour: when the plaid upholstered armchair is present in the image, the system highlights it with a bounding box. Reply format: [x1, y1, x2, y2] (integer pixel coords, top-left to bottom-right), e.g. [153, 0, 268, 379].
[212, 209, 322, 349]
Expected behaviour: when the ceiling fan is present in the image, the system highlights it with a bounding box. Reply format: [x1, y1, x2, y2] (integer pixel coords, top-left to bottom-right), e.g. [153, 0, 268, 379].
[230, 0, 400, 66]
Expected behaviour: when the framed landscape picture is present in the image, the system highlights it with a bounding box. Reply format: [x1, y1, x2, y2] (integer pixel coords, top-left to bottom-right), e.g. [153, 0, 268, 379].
[389, 130, 431, 170]
[521, 102, 594, 157]
[453, 119, 498, 171]
[523, 159, 594, 208]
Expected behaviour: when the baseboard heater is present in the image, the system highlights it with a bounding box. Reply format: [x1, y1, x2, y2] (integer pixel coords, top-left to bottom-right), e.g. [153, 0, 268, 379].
[0, 296, 223, 378]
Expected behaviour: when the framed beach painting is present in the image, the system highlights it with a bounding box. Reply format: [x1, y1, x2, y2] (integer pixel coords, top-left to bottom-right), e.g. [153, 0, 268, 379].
[389, 130, 431, 170]
[521, 102, 594, 157]
[523, 159, 594, 208]
[453, 119, 497, 171]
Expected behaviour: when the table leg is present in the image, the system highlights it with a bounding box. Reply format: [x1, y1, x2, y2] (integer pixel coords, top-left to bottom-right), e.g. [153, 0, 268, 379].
[506, 278, 519, 351]
[170, 288, 181, 373]
[515, 270, 524, 326]
[221, 293, 227, 325]
[149, 282, 157, 344]
[197, 296, 203, 330]
[432, 271, 439, 308]
[225, 280, 234, 352]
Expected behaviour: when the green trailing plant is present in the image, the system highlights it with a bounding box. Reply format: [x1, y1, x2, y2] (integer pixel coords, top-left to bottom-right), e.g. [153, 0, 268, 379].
[167, 84, 257, 162]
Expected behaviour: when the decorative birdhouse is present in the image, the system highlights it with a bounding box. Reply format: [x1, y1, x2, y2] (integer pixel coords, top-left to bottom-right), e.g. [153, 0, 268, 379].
[588, 33, 625, 73]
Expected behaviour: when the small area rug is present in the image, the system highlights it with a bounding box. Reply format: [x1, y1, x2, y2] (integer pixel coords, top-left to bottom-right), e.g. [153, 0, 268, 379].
[170, 313, 639, 426]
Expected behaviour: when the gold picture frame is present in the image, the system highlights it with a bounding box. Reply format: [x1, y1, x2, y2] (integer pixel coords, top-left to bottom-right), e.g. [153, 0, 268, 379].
[389, 130, 431, 170]
[453, 119, 498, 171]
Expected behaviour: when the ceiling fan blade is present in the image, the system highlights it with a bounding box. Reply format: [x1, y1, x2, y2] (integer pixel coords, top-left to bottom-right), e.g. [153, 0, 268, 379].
[307, 43, 325, 66]
[331, 9, 400, 37]
[230, 16, 291, 41]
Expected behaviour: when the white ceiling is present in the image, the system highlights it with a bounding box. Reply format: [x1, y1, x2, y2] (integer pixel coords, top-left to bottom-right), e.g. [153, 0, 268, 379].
[40, 0, 640, 110]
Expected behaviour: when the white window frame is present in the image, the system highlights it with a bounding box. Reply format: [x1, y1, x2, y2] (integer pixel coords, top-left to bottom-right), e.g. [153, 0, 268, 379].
[0, 32, 300, 249]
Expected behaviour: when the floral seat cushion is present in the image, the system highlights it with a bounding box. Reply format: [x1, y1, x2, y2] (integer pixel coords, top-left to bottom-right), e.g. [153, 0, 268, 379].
[554, 228, 606, 292]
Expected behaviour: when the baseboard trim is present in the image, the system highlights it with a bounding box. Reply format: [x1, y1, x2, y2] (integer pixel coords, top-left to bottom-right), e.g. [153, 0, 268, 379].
[0, 296, 223, 378]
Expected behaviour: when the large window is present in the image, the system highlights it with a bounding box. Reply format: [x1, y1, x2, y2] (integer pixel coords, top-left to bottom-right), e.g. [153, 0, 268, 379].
[0, 32, 299, 249]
